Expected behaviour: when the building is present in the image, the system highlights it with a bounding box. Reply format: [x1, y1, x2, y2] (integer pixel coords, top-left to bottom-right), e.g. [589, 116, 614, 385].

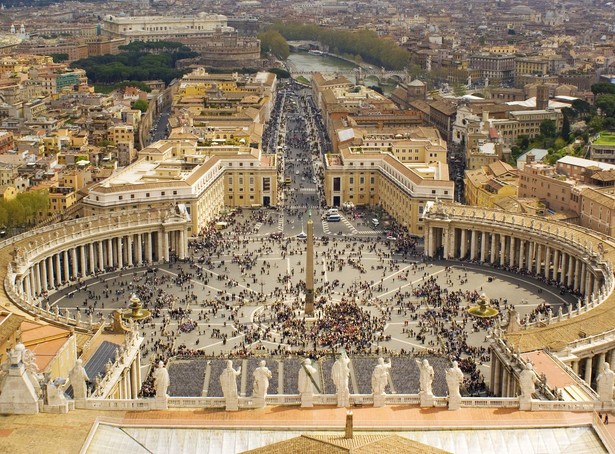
[469, 53, 515, 84]
[464, 160, 519, 208]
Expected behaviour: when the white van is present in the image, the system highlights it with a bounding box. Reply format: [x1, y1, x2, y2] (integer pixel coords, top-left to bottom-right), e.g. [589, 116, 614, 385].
[371, 218, 379, 227]
[327, 214, 341, 222]
[326, 208, 339, 217]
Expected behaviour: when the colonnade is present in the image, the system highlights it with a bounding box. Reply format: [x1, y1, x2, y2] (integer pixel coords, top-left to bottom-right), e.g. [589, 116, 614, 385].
[424, 223, 604, 300]
[15, 229, 186, 300]
[114, 353, 142, 400]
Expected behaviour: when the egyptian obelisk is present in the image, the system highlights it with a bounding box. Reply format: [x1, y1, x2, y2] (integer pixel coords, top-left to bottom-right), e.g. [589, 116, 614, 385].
[305, 211, 315, 316]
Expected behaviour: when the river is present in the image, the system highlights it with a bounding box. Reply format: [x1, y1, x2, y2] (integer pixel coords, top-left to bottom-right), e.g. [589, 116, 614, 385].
[286, 51, 397, 94]
[286, 52, 357, 74]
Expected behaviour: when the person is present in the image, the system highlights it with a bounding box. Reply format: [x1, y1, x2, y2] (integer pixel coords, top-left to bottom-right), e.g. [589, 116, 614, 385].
[596, 362, 615, 403]
[445, 361, 464, 399]
[253, 360, 272, 400]
[371, 357, 391, 396]
[332, 353, 350, 407]
[220, 360, 241, 401]
[518, 363, 537, 400]
[69, 358, 90, 400]
[152, 361, 170, 397]
[416, 358, 434, 397]
[298, 358, 318, 395]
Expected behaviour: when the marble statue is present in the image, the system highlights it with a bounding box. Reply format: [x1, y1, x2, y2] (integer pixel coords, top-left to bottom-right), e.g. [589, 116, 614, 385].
[69, 359, 89, 400]
[446, 361, 464, 410]
[518, 363, 537, 401]
[417, 358, 435, 399]
[332, 353, 351, 407]
[298, 358, 318, 407]
[153, 361, 170, 397]
[371, 357, 391, 407]
[252, 360, 272, 405]
[22, 349, 42, 397]
[220, 360, 241, 411]
[596, 362, 615, 403]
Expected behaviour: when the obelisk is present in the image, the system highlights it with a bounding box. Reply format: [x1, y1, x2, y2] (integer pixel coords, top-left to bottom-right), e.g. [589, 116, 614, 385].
[305, 210, 315, 316]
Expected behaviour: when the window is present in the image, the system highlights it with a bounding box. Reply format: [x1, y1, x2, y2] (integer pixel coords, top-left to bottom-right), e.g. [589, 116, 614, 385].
[131, 194, 135, 199]
[161, 191, 165, 196]
[119, 196, 123, 200]
[146, 193, 150, 197]
[173, 191, 177, 195]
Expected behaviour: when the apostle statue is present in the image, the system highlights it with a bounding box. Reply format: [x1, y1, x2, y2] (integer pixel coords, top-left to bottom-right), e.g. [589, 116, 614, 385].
[69, 358, 90, 400]
[298, 358, 318, 407]
[446, 361, 464, 410]
[220, 360, 241, 411]
[252, 360, 272, 407]
[332, 353, 351, 408]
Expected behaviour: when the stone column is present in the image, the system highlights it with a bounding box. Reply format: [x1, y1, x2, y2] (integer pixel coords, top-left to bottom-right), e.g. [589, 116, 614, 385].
[574, 259, 581, 291]
[80, 246, 87, 278]
[460, 229, 467, 258]
[449, 227, 456, 259]
[536, 244, 542, 275]
[117, 236, 123, 269]
[544, 246, 551, 279]
[71, 247, 78, 280]
[499, 235, 506, 267]
[55, 253, 62, 286]
[470, 230, 477, 260]
[552, 249, 560, 282]
[34, 262, 41, 296]
[585, 356, 593, 385]
[41, 259, 48, 292]
[107, 238, 113, 269]
[96, 241, 103, 271]
[136, 234, 143, 265]
[509, 236, 515, 267]
[89, 243, 95, 275]
[502, 368, 509, 397]
[580, 263, 587, 295]
[519, 240, 525, 270]
[162, 231, 169, 262]
[567, 255, 574, 288]
[305, 217, 315, 315]
[480, 232, 487, 262]
[63, 250, 70, 282]
[442, 227, 449, 259]
[146, 232, 153, 263]
[490, 233, 496, 264]
[609, 351, 615, 370]
[127, 235, 133, 267]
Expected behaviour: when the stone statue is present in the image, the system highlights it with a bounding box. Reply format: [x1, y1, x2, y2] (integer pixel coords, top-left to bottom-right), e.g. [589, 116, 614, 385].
[331, 353, 351, 407]
[371, 357, 391, 407]
[152, 361, 170, 397]
[446, 361, 464, 410]
[518, 362, 537, 410]
[220, 360, 241, 411]
[252, 360, 272, 405]
[298, 358, 318, 407]
[596, 362, 615, 403]
[22, 349, 42, 397]
[69, 359, 89, 400]
[417, 358, 434, 397]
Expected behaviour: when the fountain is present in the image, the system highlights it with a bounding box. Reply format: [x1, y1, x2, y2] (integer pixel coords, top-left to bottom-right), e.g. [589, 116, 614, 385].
[468, 293, 499, 318]
[122, 294, 151, 320]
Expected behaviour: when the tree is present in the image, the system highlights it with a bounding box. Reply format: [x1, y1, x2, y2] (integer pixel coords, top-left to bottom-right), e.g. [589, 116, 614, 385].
[591, 82, 615, 95]
[561, 114, 570, 140]
[453, 83, 467, 97]
[596, 94, 615, 117]
[258, 30, 290, 60]
[540, 119, 557, 138]
[51, 53, 68, 63]
[132, 99, 148, 113]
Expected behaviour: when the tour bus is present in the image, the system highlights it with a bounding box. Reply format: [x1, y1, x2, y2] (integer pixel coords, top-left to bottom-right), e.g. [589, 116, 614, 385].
[284, 177, 291, 186]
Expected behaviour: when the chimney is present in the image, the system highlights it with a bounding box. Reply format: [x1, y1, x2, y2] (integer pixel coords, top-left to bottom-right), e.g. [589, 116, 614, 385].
[344, 411, 354, 439]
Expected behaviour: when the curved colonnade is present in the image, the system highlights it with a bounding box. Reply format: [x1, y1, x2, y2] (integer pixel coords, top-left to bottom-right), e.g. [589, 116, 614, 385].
[1, 206, 190, 330]
[424, 202, 615, 395]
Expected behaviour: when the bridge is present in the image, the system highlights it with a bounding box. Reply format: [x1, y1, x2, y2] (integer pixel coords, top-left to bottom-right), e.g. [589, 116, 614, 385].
[291, 67, 407, 85]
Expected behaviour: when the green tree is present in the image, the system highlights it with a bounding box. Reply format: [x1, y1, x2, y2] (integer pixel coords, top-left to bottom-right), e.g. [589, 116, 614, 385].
[258, 30, 290, 60]
[540, 119, 557, 138]
[132, 99, 148, 113]
[596, 94, 615, 117]
[453, 83, 466, 97]
[561, 114, 570, 140]
[591, 82, 615, 95]
[50, 53, 68, 63]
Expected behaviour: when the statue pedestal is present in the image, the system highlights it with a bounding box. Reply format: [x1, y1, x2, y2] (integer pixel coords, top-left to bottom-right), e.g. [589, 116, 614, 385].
[301, 392, 314, 408]
[373, 393, 386, 408]
[519, 396, 532, 411]
[419, 391, 435, 408]
[0, 364, 39, 415]
[253, 396, 266, 408]
[225, 397, 239, 411]
[154, 395, 168, 410]
[448, 395, 462, 411]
